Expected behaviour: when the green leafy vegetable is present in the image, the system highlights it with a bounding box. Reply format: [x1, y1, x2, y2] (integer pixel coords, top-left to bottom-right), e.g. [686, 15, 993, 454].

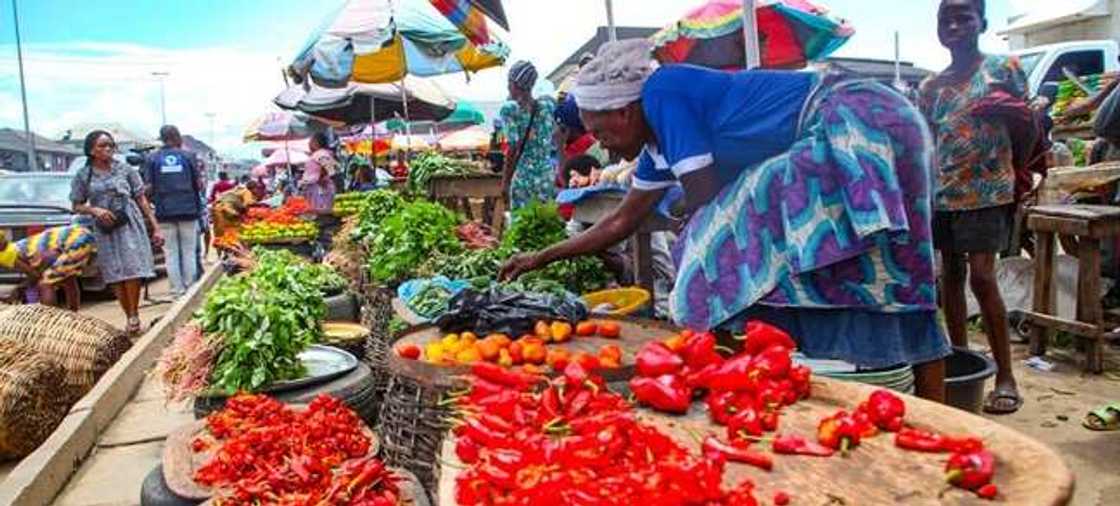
[406, 152, 478, 195]
[350, 189, 407, 244]
[366, 200, 463, 286]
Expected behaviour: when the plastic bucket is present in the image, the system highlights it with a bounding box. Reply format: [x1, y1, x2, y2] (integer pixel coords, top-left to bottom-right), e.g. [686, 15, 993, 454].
[945, 347, 996, 413]
[814, 363, 916, 395]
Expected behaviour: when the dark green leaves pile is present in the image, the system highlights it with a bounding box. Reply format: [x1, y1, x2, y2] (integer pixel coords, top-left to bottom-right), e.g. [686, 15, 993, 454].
[418, 247, 509, 282]
[406, 152, 477, 195]
[500, 202, 612, 295]
[198, 254, 327, 393]
[366, 200, 463, 286]
[350, 189, 406, 243]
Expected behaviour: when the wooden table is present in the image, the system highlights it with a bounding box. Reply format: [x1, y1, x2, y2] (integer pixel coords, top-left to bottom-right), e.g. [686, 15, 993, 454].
[437, 376, 1075, 505]
[429, 174, 505, 234]
[571, 192, 679, 297]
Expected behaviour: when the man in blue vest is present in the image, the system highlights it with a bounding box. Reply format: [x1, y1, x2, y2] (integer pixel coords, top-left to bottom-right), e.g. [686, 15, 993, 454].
[145, 125, 205, 298]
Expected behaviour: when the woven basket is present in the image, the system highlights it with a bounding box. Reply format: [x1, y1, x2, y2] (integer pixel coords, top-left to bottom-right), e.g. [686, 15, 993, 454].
[377, 374, 456, 493]
[360, 285, 395, 427]
[0, 304, 131, 404]
[0, 340, 68, 459]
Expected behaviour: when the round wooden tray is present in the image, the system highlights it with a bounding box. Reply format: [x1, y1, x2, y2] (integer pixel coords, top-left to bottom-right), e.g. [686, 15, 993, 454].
[197, 467, 427, 506]
[162, 407, 381, 501]
[436, 376, 1075, 506]
[386, 315, 681, 387]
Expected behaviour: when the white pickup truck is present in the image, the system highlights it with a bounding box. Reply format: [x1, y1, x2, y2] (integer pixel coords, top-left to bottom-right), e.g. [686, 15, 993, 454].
[1012, 40, 1120, 97]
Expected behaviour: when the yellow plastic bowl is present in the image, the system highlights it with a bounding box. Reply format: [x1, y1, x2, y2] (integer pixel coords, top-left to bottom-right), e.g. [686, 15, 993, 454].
[581, 287, 651, 316]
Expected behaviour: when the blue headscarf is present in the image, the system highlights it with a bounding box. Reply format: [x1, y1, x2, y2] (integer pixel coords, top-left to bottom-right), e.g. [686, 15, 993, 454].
[554, 94, 583, 132]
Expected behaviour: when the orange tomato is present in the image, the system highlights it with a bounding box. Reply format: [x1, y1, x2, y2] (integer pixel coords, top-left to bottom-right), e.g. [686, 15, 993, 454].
[546, 348, 572, 371]
[598, 356, 621, 369]
[598, 321, 622, 339]
[476, 338, 501, 362]
[550, 321, 574, 343]
[575, 321, 598, 336]
[573, 352, 600, 370]
[522, 342, 547, 365]
[598, 344, 622, 363]
[488, 334, 512, 348]
[534, 321, 552, 340]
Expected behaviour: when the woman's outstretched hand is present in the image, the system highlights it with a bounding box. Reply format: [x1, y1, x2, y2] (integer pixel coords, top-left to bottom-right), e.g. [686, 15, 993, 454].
[499, 252, 542, 282]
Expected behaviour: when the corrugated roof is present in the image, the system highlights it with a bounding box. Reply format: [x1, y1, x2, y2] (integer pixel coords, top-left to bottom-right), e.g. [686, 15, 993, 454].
[0, 128, 81, 155]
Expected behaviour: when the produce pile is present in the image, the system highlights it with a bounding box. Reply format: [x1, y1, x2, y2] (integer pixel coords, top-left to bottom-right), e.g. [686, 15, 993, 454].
[406, 151, 481, 195]
[364, 199, 463, 286]
[190, 394, 401, 505]
[629, 322, 1003, 501]
[332, 191, 372, 217]
[1052, 72, 1118, 122]
[158, 249, 336, 399]
[395, 319, 623, 371]
[241, 197, 318, 244]
[450, 362, 760, 505]
[417, 202, 612, 296]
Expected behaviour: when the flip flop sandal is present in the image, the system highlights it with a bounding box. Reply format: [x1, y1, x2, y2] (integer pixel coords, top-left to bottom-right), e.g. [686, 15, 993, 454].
[982, 389, 1024, 415]
[126, 317, 142, 337]
[1083, 403, 1120, 431]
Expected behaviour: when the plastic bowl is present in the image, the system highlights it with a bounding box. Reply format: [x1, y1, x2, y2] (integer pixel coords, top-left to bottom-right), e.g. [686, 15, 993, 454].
[945, 347, 997, 413]
[582, 287, 652, 316]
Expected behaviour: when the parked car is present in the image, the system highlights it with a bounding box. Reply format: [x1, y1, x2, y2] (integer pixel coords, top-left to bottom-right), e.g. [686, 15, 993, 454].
[0, 170, 165, 292]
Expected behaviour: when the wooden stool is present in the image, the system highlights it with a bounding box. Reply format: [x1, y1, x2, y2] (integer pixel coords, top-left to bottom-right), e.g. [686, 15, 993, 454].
[1025, 204, 1120, 373]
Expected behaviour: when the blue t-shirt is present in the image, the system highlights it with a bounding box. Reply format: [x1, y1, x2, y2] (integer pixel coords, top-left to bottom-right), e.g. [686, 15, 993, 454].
[633, 65, 816, 191]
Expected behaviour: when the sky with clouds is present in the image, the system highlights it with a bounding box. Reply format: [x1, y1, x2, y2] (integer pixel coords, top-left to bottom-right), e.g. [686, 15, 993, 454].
[0, 1, 1049, 158]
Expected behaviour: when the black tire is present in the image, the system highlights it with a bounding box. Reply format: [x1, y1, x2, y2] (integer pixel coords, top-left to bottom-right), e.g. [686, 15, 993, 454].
[325, 292, 360, 322]
[140, 465, 201, 506]
[193, 363, 380, 425]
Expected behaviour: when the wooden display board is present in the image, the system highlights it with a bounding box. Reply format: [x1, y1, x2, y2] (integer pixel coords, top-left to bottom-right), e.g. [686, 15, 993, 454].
[436, 376, 1074, 505]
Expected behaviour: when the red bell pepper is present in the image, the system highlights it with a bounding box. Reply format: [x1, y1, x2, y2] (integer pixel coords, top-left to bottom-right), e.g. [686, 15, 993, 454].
[682, 332, 722, 369]
[945, 449, 995, 491]
[702, 435, 773, 471]
[727, 406, 764, 440]
[895, 427, 985, 454]
[976, 483, 999, 500]
[706, 390, 738, 425]
[704, 354, 755, 391]
[634, 342, 684, 377]
[742, 321, 797, 355]
[817, 410, 864, 454]
[629, 374, 692, 414]
[749, 346, 792, 379]
[859, 389, 906, 432]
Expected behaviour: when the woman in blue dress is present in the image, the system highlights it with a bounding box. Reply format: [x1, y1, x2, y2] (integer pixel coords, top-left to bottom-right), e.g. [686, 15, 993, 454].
[502, 40, 950, 401]
[499, 61, 557, 210]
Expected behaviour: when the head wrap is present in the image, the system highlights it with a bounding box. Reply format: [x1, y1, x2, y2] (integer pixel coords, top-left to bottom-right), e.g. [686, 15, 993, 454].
[508, 61, 538, 92]
[554, 94, 584, 131]
[572, 39, 656, 112]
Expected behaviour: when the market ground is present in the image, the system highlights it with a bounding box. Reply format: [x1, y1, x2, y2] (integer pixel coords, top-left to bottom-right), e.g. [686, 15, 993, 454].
[5, 278, 1119, 505]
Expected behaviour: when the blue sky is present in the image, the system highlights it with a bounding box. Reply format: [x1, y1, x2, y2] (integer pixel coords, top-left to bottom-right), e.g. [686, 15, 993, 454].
[0, 0, 1024, 157]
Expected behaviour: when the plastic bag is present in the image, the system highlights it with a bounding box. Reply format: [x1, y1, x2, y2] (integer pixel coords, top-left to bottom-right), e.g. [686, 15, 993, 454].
[434, 287, 589, 337]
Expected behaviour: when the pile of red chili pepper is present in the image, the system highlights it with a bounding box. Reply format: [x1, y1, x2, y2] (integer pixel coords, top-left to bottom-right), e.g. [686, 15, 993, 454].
[451, 362, 761, 505]
[192, 394, 400, 505]
[245, 197, 314, 225]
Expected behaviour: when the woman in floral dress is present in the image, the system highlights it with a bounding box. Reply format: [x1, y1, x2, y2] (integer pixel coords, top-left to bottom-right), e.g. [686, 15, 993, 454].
[499, 61, 557, 210]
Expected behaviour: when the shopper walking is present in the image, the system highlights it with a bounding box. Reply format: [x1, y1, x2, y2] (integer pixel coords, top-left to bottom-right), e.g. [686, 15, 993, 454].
[71, 130, 161, 335]
[145, 125, 205, 299]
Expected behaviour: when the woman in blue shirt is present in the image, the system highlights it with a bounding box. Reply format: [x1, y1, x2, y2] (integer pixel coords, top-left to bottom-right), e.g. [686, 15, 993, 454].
[502, 40, 950, 401]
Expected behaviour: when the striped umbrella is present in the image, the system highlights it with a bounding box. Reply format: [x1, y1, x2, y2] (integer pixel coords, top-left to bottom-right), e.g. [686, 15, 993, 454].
[429, 0, 506, 45]
[651, 0, 853, 70]
[289, 0, 509, 88]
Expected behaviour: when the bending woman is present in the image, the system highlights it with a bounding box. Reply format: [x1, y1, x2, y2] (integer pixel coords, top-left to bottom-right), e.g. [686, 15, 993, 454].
[501, 40, 950, 401]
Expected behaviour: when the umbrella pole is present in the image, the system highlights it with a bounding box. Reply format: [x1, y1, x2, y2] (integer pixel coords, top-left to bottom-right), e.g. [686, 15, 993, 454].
[369, 98, 377, 168]
[605, 0, 617, 41]
[741, 0, 761, 69]
[399, 79, 412, 154]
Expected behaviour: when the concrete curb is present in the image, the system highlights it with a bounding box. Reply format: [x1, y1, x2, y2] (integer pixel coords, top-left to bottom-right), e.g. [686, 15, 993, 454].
[0, 266, 223, 506]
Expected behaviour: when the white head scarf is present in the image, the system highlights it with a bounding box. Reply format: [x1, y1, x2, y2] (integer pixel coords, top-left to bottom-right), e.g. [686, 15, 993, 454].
[571, 39, 657, 112]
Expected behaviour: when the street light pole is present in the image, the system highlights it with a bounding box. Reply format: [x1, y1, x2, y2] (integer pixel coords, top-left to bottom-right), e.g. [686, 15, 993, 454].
[605, 0, 617, 41]
[12, 0, 37, 171]
[152, 71, 169, 125]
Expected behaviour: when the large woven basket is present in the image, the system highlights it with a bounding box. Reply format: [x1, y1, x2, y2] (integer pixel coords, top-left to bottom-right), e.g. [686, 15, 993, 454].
[378, 374, 456, 496]
[360, 284, 395, 427]
[0, 340, 68, 459]
[0, 304, 131, 404]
